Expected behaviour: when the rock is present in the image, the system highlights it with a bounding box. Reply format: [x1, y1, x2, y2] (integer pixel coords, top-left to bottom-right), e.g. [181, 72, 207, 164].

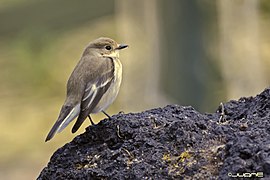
[38, 88, 270, 179]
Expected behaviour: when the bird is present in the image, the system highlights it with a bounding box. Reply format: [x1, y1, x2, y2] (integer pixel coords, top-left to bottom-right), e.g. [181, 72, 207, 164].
[45, 37, 128, 142]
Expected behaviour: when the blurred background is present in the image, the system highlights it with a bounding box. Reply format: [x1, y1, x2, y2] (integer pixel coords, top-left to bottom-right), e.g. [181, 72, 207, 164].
[1, 0, 270, 179]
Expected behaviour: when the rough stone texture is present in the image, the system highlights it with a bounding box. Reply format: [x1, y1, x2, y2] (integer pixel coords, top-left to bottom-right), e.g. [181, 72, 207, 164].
[38, 88, 270, 179]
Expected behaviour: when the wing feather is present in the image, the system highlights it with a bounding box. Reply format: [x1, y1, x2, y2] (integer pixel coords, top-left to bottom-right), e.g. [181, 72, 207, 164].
[71, 59, 115, 133]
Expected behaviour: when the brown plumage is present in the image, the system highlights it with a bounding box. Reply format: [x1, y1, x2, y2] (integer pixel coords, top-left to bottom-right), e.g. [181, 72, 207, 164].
[45, 37, 128, 142]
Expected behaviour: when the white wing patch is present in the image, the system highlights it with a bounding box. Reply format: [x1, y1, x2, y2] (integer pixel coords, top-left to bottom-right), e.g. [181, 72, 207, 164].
[82, 76, 113, 111]
[86, 89, 97, 109]
[82, 85, 96, 101]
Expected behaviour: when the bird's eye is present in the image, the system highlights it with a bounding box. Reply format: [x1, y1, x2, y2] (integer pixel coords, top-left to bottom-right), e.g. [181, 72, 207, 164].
[105, 45, 112, 50]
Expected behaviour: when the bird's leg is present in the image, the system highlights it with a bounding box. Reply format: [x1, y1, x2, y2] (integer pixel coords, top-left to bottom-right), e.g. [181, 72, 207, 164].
[102, 110, 112, 119]
[88, 115, 95, 125]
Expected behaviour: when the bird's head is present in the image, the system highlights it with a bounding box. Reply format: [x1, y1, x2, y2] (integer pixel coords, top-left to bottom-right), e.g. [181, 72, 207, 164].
[84, 37, 128, 58]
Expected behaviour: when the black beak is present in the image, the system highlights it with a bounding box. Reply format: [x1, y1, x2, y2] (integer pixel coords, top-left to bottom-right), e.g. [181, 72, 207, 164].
[116, 44, 128, 50]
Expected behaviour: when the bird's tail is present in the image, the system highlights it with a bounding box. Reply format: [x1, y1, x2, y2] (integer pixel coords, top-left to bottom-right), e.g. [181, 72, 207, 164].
[45, 104, 80, 142]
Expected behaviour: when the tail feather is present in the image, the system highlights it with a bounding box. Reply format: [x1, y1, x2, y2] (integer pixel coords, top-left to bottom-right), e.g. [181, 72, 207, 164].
[45, 104, 80, 142]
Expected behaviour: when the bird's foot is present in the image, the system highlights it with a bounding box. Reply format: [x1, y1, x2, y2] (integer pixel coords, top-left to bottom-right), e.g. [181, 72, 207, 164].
[102, 110, 112, 119]
[88, 115, 96, 125]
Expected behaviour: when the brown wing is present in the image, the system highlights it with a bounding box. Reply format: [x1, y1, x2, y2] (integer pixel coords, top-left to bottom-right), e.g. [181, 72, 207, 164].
[71, 59, 114, 133]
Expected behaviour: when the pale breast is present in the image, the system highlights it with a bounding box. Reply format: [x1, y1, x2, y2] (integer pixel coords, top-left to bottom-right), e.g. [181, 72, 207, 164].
[92, 58, 122, 113]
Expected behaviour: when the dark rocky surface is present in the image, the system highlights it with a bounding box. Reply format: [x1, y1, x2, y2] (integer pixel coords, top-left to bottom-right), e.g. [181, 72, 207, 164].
[38, 88, 270, 179]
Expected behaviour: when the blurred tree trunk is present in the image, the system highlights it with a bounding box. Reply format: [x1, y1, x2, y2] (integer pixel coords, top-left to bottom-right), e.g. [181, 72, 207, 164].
[159, 0, 222, 112]
[218, 0, 266, 99]
[115, 0, 169, 112]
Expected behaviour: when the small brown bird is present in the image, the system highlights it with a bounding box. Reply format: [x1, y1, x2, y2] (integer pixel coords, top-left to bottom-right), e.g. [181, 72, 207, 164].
[45, 37, 128, 142]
